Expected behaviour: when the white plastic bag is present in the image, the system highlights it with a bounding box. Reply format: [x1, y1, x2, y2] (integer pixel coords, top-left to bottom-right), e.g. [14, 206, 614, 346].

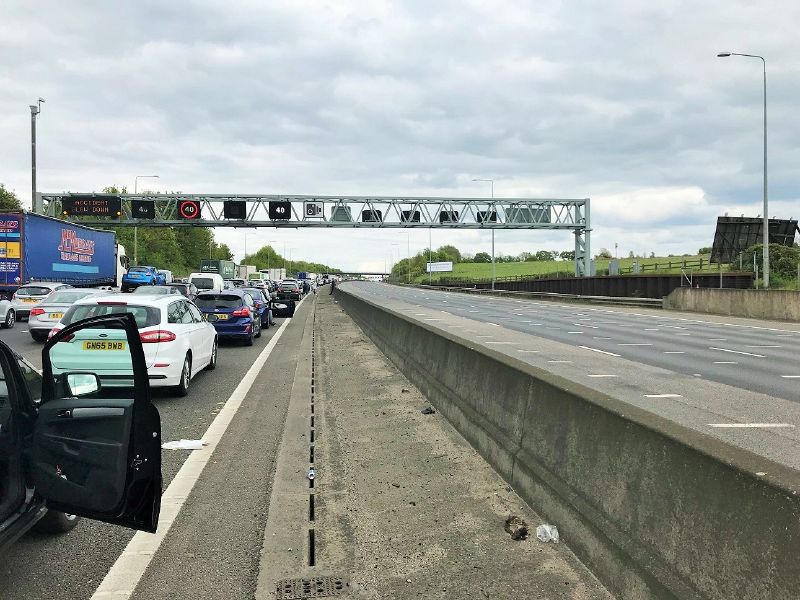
[536, 524, 559, 543]
[162, 439, 207, 450]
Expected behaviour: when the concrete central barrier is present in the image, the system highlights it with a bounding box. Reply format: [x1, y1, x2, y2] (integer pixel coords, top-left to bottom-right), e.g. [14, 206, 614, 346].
[335, 285, 800, 600]
[665, 287, 800, 321]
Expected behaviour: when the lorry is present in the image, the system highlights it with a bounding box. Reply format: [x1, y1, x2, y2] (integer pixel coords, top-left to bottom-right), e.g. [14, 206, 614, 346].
[261, 268, 286, 281]
[0, 212, 126, 296]
[238, 264, 256, 279]
[200, 259, 237, 280]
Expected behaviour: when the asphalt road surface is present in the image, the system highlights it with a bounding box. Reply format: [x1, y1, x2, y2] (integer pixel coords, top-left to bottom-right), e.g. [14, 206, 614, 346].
[345, 282, 800, 402]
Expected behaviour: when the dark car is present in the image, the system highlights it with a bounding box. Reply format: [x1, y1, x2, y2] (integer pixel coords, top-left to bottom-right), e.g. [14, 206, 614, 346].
[241, 288, 273, 328]
[277, 279, 302, 301]
[0, 313, 162, 554]
[195, 290, 261, 346]
[167, 282, 199, 302]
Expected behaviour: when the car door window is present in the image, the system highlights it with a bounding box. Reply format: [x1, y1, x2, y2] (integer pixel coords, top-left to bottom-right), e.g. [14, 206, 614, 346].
[187, 303, 203, 323]
[17, 356, 41, 405]
[167, 301, 183, 324]
[179, 301, 194, 324]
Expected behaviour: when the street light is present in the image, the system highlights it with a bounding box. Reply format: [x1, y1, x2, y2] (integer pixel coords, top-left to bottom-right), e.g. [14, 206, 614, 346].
[30, 98, 45, 212]
[243, 231, 258, 260]
[133, 175, 159, 264]
[473, 178, 496, 290]
[717, 51, 769, 287]
[266, 239, 277, 273]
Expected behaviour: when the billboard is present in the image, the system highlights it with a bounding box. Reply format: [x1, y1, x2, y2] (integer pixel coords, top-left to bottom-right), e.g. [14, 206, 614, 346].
[426, 261, 453, 273]
[711, 217, 798, 263]
[0, 217, 21, 285]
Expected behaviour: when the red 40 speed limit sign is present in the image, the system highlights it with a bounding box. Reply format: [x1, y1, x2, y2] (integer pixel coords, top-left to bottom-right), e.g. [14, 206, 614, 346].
[178, 200, 201, 219]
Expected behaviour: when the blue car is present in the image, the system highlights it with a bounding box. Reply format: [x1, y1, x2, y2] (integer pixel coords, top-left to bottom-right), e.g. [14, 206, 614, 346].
[195, 289, 261, 346]
[122, 266, 166, 292]
[241, 287, 273, 328]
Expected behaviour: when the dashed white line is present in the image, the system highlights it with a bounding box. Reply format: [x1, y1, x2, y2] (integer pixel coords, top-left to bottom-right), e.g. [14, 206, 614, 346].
[713, 361, 738, 365]
[780, 375, 800, 379]
[708, 338, 727, 341]
[618, 343, 653, 346]
[567, 331, 583, 334]
[578, 346, 621, 357]
[644, 394, 683, 398]
[517, 350, 540, 353]
[745, 345, 781, 348]
[587, 374, 618, 378]
[547, 360, 573, 364]
[663, 351, 685, 354]
[709, 347, 765, 358]
[487, 322, 500, 327]
[486, 341, 519, 345]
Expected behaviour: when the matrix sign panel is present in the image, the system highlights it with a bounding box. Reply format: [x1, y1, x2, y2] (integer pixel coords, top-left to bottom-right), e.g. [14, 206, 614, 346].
[269, 201, 291, 220]
[62, 195, 121, 217]
[178, 200, 201, 220]
[131, 200, 156, 219]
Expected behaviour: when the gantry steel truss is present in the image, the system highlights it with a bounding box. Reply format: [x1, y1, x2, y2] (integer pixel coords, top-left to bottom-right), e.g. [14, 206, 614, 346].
[40, 193, 592, 275]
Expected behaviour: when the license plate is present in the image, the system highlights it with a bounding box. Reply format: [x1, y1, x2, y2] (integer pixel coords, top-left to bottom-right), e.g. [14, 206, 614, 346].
[82, 340, 127, 351]
[214, 314, 229, 320]
[49, 312, 63, 319]
[22, 298, 38, 303]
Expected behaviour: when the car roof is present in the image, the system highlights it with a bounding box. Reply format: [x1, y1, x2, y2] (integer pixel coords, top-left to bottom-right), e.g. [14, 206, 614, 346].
[197, 288, 246, 297]
[71, 293, 184, 308]
[20, 282, 69, 288]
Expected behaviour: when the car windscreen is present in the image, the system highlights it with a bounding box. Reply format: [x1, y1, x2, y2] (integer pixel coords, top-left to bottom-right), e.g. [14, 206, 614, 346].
[61, 303, 161, 329]
[46, 290, 96, 303]
[192, 278, 215, 290]
[195, 295, 243, 310]
[128, 267, 150, 273]
[242, 290, 264, 300]
[133, 287, 170, 294]
[16, 286, 52, 296]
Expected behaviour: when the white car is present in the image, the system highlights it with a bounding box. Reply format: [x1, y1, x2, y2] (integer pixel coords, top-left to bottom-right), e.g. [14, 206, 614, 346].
[11, 282, 73, 320]
[49, 294, 217, 396]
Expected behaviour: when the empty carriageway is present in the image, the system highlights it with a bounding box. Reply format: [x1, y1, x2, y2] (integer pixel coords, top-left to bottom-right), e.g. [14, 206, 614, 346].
[342, 281, 800, 471]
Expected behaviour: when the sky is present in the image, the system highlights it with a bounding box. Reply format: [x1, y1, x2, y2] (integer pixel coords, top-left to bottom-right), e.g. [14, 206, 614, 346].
[2, 0, 799, 272]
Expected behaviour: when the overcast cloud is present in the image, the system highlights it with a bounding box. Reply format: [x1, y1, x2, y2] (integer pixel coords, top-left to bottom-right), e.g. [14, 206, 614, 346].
[2, 0, 799, 271]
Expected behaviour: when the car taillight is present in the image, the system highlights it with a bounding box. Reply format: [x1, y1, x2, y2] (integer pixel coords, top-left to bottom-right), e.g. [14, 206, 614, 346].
[30, 308, 45, 316]
[48, 328, 73, 342]
[231, 307, 250, 317]
[140, 330, 177, 343]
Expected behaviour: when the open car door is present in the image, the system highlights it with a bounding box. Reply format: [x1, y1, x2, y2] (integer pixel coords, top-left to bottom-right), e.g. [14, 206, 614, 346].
[31, 313, 161, 532]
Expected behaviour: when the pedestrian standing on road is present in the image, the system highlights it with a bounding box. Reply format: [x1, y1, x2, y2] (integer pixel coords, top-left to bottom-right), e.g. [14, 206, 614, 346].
[330, 279, 336, 294]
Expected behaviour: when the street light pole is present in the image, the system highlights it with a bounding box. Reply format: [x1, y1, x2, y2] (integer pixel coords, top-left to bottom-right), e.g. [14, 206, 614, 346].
[29, 98, 44, 212]
[133, 175, 159, 265]
[473, 178, 495, 289]
[717, 52, 769, 287]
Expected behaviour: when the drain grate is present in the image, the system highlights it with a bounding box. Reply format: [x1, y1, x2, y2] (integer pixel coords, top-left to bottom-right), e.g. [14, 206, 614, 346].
[275, 576, 348, 599]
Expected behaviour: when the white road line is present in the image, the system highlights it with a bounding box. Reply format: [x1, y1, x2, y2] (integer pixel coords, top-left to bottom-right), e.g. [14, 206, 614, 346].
[469, 310, 479, 313]
[676, 333, 692, 336]
[578, 346, 621, 357]
[487, 322, 500, 327]
[588, 374, 618, 378]
[781, 375, 800, 379]
[486, 341, 519, 345]
[414, 313, 426, 316]
[644, 394, 683, 398]
[644, 328, 659, 331]
[91, 311, 293, 600]
[713, 361, 738, 364]
[476, 335, 494, 338]
[746, 345, 781, 348]
[547, 360, 573, 363]
[663, 351, 685, 354]
[618, 343, 653, 346]
[567, 331, 583, 334]
[423, 318, 442, 321]
[709, 347, 765, 358]
[708, 338, 727, 341]
[708, 423, 795, 428]
[593, 336, 612, 340]
[517, 349, 540, 353]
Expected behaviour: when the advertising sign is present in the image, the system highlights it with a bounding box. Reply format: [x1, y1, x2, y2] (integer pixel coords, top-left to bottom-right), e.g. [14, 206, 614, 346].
[426, 261, 454, 273]
[0, 216, 21, 285]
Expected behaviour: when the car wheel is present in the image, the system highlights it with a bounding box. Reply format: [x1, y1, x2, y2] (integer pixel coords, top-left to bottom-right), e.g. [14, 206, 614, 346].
[205, 339, 217, 371]
[34, 510, 80, 533]
[173, 354, 191, 397]
[254, 319, 262, 339]
[245, 326, 254, 346]
[1, 309, 14, 329]
[30, 330, 48, 342]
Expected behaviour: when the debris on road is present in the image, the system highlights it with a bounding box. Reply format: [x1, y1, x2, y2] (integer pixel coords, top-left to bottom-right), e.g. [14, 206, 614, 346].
[421, 406, 436, 415]
[504, 515, 529, 540]
[536, 524, 560, 543]
[308, 468, 316, 481]
[161, 439, 208, 450]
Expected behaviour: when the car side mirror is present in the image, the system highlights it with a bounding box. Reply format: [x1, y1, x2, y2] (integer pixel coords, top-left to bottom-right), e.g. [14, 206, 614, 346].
[66, 372, 101, 397]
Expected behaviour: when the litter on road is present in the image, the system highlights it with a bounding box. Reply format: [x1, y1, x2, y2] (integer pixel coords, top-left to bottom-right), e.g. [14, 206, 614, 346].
[421, 406, 436, 415]
[504, 515, 529, 540]
[161, 439, 208, 450]
[536, 524, 560, 543]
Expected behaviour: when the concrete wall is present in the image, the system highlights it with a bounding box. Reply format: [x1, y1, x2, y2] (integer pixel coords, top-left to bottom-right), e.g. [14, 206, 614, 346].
[335, 286, 800, 600]
[665, 287, 800, 321]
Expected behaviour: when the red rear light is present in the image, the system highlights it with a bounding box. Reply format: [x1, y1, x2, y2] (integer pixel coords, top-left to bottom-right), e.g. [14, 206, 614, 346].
[48, 328, 73, 342]
[231, 307, 250, 317]
[99, 301, 128, 306]
[30, 308, 45, 316]
[140, 330, 177, 343]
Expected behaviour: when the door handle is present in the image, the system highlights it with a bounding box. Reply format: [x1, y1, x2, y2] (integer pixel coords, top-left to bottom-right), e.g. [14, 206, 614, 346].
[57, 409, 73, 418]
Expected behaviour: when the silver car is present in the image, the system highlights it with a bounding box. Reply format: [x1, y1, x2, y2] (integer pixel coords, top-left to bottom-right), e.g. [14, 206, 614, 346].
[28, 288, 106, 342]
[11, 282, 72, 321]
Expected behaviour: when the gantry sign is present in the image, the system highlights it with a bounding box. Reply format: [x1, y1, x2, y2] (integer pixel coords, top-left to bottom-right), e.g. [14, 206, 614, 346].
[39, 193, 592, 276]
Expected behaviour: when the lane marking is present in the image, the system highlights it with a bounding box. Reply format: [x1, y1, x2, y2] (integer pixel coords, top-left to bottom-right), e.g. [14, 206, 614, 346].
[713, 361, 738, 364]
[92, 306, 294, 600]
[709, 347, 765, 358]
[708, 423, 795, 428]
[644, 394, 682, 398]
[547, 360, 573, 363]
[781, 375, 800, 379]
[517, 350, 540, 353]
[487, 322, 500, 327]
[644, 328, 659, 331]
[486, 341, 519, 345]
[745, 345, 781, 348]
[664, 351, 685, 354]
[593, 336, 612, 340]
[587, 374, 618, 378]
[567, 331, 583, 334]
[476, 335, 494, 338]
[708, 338, 727, 341]
[578, 346, 621, 357]
[618, 343, 653, 346]
[423, 318, 442, 321]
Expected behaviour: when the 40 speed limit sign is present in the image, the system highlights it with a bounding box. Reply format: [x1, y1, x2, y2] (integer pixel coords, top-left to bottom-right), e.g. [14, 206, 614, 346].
[178, 200, 201, 219]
